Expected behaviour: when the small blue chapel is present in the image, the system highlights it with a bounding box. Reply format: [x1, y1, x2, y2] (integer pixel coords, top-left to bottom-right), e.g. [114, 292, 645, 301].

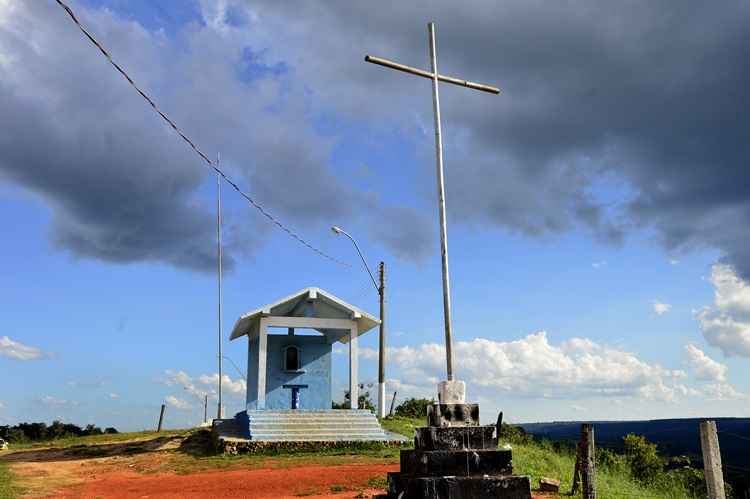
[221, 287, 403, 444]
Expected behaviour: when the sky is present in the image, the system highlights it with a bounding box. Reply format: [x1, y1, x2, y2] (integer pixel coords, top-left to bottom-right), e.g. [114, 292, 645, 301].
[1, 0, 749, 430]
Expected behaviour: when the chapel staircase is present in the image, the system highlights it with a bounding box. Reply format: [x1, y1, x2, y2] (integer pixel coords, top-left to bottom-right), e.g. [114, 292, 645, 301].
[243, 409, 406, 442]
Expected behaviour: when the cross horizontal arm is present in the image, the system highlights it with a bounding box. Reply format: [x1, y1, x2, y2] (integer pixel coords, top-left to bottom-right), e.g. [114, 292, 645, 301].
[365, 55, 500, 95]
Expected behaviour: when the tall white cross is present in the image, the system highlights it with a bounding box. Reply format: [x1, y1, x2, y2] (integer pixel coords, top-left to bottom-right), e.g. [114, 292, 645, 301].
[366, 23, 500, 385]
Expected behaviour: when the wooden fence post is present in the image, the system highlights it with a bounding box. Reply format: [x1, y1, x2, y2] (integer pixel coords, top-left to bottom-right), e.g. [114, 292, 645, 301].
[581, 423, 596, 499]
[700, 420, 726, 499]
[157, 403, 166, 432]
[571, 441, 582, 495]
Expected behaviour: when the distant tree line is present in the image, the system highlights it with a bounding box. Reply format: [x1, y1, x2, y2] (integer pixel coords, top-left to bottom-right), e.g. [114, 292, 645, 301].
[0, 421, 118, 443]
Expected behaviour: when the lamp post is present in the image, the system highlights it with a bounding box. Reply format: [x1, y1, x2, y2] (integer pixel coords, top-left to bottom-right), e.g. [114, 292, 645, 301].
[332, 226, 387, 418]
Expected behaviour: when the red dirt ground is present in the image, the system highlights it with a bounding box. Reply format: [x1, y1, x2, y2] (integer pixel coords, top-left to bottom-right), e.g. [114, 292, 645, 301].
[50, 463, 398, 499]
[44, 462, 554, 498]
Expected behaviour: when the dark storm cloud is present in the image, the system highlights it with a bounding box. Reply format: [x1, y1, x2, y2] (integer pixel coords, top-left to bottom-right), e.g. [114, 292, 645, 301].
[3, 0, 750, 273]
[239, 0, 750, 276]
[366, 205, 434, 263]
[0, 1, 363, 270]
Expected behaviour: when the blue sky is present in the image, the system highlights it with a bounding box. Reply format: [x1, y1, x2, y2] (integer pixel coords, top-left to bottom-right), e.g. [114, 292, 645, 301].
[1, 0, 749, 430]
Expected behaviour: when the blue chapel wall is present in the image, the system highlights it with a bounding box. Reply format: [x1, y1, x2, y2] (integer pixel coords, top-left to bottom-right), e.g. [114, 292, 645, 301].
[246, 335, 260, 409]
[246, 333, 332, 410]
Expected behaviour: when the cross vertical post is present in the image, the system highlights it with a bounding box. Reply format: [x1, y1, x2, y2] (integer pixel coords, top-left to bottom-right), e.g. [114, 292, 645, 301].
[365, 23, 499, 386]
[428, 22, 455, 381]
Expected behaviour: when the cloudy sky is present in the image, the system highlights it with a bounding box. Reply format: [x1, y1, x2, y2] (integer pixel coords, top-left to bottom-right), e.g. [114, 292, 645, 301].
[1, 0, 749, 430]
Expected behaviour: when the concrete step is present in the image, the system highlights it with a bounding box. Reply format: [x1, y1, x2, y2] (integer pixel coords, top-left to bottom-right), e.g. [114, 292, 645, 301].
[247, 410, 374, 416]
[238, 409, 407, 443]
[247, 414, 376, 421]
[248, 419, 379, 425]
[249, 434, 398, 442]
[250, 423, 382, 430]
[251, 428, 386, 436]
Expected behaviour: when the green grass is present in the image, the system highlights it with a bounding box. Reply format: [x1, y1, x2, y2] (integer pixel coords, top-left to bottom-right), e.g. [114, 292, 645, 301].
[8, 429, 189, 451]
[0, 460, 23, 499]
[381, 417, 699, 499]
[379, 415, 422, 439]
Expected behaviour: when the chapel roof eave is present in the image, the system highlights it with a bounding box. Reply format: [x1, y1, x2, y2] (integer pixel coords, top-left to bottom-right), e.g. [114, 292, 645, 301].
[229, 287, 380, 341]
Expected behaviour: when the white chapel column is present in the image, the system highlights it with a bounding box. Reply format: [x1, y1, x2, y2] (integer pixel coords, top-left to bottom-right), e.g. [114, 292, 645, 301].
[257, 317, 268, 410]
[349, 323, 359, 409]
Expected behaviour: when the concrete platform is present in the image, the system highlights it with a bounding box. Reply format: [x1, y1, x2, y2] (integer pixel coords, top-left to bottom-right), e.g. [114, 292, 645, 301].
[212, 410, 407, 454]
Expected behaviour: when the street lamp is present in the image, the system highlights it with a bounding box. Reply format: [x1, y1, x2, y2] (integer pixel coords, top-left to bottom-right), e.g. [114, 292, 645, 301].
[331, 226, 387, 418]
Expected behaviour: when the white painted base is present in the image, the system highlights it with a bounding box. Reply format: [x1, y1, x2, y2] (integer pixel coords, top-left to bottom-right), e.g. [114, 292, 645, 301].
[437, 380, 466, 404]
[377, 382, 386, 418]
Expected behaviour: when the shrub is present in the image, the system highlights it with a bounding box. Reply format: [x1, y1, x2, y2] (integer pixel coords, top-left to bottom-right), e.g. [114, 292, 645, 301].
[596, 447, 626, 470]
[498, 423, 531, 445]
[394, 398, 434, 418]
[622, 433, 664, 483]
[332, 384, 376, 412]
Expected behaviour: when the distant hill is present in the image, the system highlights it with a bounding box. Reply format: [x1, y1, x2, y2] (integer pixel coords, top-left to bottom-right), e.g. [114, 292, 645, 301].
[521, 418, 750, 482]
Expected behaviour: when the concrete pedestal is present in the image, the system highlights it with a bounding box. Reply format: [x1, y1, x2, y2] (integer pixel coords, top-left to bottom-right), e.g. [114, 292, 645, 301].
[379, 401, 531, 499]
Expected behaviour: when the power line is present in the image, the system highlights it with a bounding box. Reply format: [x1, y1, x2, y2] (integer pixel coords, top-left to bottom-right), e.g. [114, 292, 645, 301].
[222, 355, 246, 380]
[53, 0, 347, 267]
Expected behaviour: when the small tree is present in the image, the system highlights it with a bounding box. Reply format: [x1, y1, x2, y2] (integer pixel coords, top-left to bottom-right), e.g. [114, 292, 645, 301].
[332, 383, 376, 412]
[83, 424, 103, 436]
[622, 433, 664, 483]
[394, 398, 434, 418]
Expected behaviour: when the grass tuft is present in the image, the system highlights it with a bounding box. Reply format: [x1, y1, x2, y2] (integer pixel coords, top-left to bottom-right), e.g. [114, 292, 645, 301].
[0, 461, 23, 499]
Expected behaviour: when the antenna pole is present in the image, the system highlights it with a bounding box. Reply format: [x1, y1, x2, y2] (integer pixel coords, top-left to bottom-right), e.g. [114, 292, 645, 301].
[217, 153, 223, 419]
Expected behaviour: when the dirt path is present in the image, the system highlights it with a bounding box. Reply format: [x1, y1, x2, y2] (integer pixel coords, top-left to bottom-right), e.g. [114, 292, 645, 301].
[2, 432, 554, 498]
[50, 463, 397, 498]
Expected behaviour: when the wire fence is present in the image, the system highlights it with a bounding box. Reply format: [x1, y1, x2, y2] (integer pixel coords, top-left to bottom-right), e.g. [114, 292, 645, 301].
[53, 0, 348, 267]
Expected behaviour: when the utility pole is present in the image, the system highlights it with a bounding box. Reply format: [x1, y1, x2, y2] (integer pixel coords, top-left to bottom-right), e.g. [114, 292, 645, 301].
[700, 420, 726, 499]
[330, 226, 386, 416]
[216, 153, 223, 420]
[204, 394, 208, 424]
[378, 261, 386, 418]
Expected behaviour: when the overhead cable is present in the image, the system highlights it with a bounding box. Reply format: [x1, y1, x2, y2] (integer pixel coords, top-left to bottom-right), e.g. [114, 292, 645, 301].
[53, 0, 347, 267]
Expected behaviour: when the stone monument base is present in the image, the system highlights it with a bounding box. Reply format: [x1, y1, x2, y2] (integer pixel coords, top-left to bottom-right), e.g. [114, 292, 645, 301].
[378, 395, 531, 499]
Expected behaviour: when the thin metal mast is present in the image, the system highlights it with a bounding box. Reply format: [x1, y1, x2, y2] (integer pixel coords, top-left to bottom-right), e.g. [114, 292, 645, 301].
[217, 153, 223, 419]
[428, 23, 455, 381]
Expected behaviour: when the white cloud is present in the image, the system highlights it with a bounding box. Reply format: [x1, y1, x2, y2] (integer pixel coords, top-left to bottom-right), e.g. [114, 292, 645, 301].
[67, 379, 105, 388]
[0, 401, 5, 409]
[164, 370, 209, 399]
[108, 393, 120, 400]
[669, 258, 680, 265]
[653, 301, 672, 315]
[592, 261, 607, 269]
[697, 264, 750, 357]
[37, 395, 76, 408]
[0, 336, 43, 360]
[165, 370, 246, 401]
[700, 383, 745, 401]
[685, 344, 727, 382]
[165, 395, 192, 410]
[383, 332, 690, 403]
[197, 373, 246, 395]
